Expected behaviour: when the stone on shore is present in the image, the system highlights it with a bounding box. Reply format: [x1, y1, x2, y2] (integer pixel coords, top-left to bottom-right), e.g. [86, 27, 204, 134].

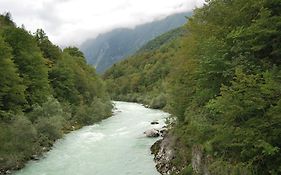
[144, 129, 160, 137]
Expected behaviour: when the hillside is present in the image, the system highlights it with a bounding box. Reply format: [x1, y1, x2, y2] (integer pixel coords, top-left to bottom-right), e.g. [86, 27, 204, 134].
[80, 12, 191, 73]
[104, 0, 281, 174]
[0, 14, 112, 173]
[103, 26, 186, 108]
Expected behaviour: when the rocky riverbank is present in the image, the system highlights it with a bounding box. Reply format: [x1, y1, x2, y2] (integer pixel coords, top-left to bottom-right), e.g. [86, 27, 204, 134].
[150, 132, 180, 175]
[151, 131, 211, 175]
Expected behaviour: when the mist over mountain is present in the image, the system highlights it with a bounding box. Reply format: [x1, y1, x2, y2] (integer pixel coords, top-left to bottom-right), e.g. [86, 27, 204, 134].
[80, 12, 191, 73]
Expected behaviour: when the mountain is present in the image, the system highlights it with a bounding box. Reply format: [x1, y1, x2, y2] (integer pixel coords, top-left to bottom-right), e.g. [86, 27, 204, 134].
[80, 12, 191, 73]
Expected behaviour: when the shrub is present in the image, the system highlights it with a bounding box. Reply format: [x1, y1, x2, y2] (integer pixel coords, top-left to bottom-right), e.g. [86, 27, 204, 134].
[0, 115, 37, 170]
[150, 93, 167, 109]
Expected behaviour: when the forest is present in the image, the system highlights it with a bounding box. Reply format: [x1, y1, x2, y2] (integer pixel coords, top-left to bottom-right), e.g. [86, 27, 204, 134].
[0, 14, 112, 172]
[104, 0, 281, 174]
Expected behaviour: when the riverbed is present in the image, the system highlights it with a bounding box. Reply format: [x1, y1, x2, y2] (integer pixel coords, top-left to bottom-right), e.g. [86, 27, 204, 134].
[14, 101, 169, 175]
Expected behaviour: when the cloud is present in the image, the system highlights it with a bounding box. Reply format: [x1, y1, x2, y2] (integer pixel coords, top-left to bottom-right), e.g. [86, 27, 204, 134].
[0, 0, 205, 46]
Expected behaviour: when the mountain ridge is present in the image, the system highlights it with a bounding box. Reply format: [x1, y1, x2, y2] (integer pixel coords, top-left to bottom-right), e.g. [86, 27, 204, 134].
[80, 12, 191, 73]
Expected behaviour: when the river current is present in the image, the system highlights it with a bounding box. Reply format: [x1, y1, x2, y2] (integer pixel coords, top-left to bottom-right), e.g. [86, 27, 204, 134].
[14, 101, 169, 175]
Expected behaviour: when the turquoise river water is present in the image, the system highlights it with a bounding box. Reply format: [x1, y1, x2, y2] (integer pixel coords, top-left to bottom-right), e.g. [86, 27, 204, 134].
[14, 101, 169, 175]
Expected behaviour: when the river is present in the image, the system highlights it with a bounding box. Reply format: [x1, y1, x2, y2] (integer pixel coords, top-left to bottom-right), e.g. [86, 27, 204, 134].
[14, 101, 169, 175]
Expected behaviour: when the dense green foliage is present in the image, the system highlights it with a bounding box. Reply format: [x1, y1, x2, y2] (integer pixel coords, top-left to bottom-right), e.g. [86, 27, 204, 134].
[104, 0, 281, 174]
[104, 27, 185, 108]
[80, 12, 191, 73]
[0, 14, 112, 172]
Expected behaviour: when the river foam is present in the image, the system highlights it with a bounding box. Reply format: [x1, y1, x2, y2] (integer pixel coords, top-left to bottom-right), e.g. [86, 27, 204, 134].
[14, 101, 170, 175]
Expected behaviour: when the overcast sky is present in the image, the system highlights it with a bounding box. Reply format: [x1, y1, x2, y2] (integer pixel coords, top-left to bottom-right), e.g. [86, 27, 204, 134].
[0, 0, 205, 46]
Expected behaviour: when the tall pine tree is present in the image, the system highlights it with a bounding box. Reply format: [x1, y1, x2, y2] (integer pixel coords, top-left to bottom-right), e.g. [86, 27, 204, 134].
[0, 37, 26, 113]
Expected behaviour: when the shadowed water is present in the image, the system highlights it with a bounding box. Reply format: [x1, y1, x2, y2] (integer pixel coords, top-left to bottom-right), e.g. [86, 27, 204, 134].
[14, 101, 169, 175]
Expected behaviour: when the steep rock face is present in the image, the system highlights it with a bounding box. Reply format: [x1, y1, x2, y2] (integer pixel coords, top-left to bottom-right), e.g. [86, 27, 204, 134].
[151, 133, 179, 175]
[192, 145, 211, 175]
[151, 133, 212, 175]
[80, 12, 191, 73]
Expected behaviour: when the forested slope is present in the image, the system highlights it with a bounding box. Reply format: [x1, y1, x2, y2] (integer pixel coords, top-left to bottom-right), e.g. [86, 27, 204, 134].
[104, 0, 281, 174]
[103, 27, 186, 109]
[0, 14, 112, 173]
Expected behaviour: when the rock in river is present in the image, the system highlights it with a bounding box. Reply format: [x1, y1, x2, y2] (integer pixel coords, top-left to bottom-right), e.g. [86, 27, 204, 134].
[144, 129, 160, 137]
[151, 121, 159, 125]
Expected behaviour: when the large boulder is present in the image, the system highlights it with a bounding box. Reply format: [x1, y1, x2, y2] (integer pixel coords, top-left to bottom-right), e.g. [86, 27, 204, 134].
[144, 129, 160, 137]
